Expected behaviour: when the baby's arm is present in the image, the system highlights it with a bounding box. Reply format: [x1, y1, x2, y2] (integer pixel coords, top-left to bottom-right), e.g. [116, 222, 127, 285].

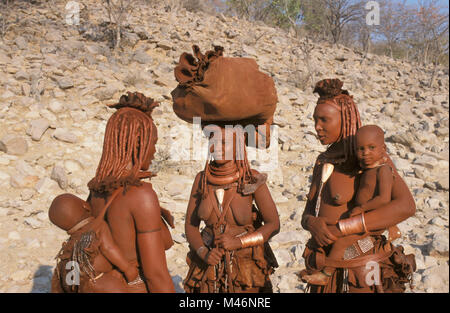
[98, 222, 138, 282]
[360, 165, 393, 211]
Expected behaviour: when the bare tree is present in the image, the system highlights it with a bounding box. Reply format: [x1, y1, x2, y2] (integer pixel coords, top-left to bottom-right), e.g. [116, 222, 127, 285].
[414, 0, 448, 65]
[292, 36, 316, 90]
[102, 0, 135, 50]
[323, 0, 364, 44]
[375, 0, 414, 59]
[0, 0, 11, 39]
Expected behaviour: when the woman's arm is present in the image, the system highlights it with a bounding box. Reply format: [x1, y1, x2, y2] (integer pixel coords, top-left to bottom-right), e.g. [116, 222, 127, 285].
[215, 179, 280, 251]
[253, 182, 280, 241]
[131, 184, 175, 293]
[301, 162, 339, 246]
[185, 173, 223, 265]
[185, 173, 205, 251]
[98, 222, 138, 282]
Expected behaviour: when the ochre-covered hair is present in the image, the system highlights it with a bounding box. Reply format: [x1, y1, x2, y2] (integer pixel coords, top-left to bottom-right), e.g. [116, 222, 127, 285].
[88, 92, 159, 194]
[314, 78, 361, 164]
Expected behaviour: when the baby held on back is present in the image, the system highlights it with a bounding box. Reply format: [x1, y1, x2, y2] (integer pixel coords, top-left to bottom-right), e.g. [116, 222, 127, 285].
[49, 194, 140, 292]
[303, 125, 397, 285]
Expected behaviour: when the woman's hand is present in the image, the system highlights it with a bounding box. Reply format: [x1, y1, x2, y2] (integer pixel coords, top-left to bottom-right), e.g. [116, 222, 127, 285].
[306, 216, 338, 246]
[124, 264, 139, 283]
[215, 234, 242, 251]
[202, 248, 224, 266]
[349, 206, 364, 217]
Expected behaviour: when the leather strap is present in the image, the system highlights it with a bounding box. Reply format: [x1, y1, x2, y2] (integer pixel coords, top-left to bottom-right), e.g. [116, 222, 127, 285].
[89, 187, 122, 230]
[323, 248, 393, 269]
[209, 187, 236, 229]
[67, 217, 94, 235]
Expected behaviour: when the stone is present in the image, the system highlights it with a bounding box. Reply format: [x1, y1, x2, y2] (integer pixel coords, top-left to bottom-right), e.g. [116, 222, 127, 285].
[164, 180, 190, 198]
[429, 232, 449, 257]
[64, 159, 83, 173]
[172, 233, 186, 244]
[94, 86, 117, 101]
[20, 189, 35, 201]
[52, 128, 78, 143]
[386, 132, 417, 148]
[51, 165, 68, 189]
[122, 32, 140, 47]
[271, 231, 307, 244]
[11, 270, 31, 282]
[15, 36, 27, 50]
[413, 155, 438, 169]
[24, 217, 42, 229]
[273, 249, 292, 267]
[26, 118, 50, 141]
[133, 50, 152, 64]
[26, 238, 41, 248]
[436, 176, 449, 191]
[15, 70, 30, 81]
[57, 77, 74, 89]
[429, 217, 447, 227]
[8, 231, 21, 241]
[277, 273, 300, 291]
[0, 135, 28, 155]
[34, 177, 59, 194]
[422, 265, 449, 292]
[157, 40, 172, 50]
[48, 100, 65, 113]
[0, 89, 15, 99]
[0, 171, 10, 184]
[10, 174, 39, 189]
[291, 243, 306, 261]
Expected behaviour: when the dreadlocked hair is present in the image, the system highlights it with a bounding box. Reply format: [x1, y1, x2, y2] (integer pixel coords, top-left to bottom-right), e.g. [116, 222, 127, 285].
[314, 79, 361, 164]
[199, 127, 256, 199]
[88, 92, 159, 195]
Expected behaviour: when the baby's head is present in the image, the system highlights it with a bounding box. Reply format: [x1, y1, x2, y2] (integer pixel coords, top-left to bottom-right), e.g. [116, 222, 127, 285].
[355, 125, 386, 169]
[49, 194, 91, 231]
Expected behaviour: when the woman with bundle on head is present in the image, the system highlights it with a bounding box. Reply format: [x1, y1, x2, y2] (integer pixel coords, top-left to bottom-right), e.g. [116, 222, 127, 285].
[183, 125, 280, 293]
[298, 79, 416, 293]
[171, 45, 280, 293]
[52, 92, 175, 293]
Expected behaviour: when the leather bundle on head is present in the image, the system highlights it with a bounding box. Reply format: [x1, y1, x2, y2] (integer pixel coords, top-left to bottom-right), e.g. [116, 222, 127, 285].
[171, 45, 278, 148]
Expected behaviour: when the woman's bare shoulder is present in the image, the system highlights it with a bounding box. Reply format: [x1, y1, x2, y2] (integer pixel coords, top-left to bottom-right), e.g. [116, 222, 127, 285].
[122, 183, 159, 212]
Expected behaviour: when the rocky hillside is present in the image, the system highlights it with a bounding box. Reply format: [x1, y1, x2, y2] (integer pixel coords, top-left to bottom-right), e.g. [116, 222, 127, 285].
[0, 1, 448, 293]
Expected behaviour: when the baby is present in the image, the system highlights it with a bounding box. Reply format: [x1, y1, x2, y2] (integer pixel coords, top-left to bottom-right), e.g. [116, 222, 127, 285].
[49, 193, 140, 292]
[303, 125, 395, 285]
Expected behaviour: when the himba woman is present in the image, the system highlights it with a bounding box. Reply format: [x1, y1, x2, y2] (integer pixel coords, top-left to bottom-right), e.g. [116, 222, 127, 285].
[183, 124, 280, 293]
[84, 92, 175, 292]
[299, 79, 416, 293]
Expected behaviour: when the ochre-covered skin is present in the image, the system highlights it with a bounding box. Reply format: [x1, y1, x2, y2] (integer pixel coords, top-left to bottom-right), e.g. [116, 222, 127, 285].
[184, 128, 280, 293]
[88, 182, 174, 293]
[49, 194, 139, 293]
[301, 125, 396, 285]
[51, 92, 175, 293]
[300, 79, 416, 293]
